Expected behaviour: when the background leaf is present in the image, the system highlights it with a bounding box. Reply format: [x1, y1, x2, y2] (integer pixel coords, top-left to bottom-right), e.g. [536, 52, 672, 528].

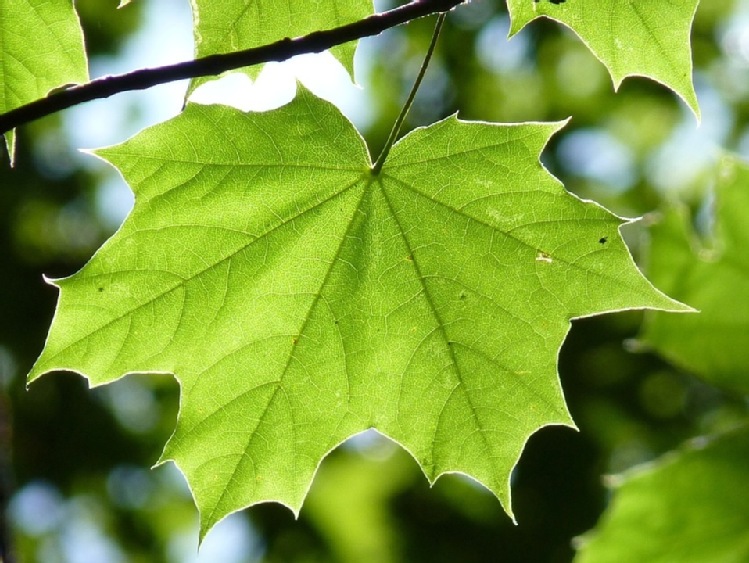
[0, 0, 88, 159]
[506, 0, 700, 117]
[188, 0, 373, 94]
[28, 91, 686, 537]
[640, 155, 749, 395]
[575, 425, 749, 563]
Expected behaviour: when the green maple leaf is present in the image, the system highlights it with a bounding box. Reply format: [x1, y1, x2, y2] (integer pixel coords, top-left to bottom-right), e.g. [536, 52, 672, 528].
[506, 0, 700, 117]
[640, 155, 749, 395]
[576, 425, 749, 562]
[1, 0, 88, 159]
[188, 0, 373, 94]
[29, 91, 686, 537]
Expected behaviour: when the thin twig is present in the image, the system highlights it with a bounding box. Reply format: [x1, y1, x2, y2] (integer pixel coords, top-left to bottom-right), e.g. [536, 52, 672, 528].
[372, 12, 446, 174]
[0, 0, 464, 135]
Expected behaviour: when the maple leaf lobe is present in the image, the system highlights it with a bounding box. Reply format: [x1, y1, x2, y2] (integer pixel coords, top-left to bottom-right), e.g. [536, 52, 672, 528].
[29, 91, 686, 538]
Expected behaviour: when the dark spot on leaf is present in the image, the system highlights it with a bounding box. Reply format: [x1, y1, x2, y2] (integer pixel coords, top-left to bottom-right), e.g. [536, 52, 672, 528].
[599, 237, 608, 245]
[97, 287, 104, 292]
[459, 292, 466, 300]
[406, 255, 413, 262]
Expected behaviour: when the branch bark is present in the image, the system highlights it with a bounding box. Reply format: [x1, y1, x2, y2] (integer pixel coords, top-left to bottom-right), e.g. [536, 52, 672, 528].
[0, 0, 464, 135]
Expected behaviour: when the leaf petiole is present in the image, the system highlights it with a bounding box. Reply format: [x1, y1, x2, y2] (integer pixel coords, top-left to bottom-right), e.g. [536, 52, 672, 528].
[372, 12, 446, 175]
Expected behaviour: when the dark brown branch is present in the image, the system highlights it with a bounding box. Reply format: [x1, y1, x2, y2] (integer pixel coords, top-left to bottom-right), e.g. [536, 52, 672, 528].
[0, 0, 464, 135]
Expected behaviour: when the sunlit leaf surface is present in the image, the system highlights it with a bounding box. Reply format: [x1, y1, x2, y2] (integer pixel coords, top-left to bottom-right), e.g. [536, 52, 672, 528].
[29, 91, 685, 536]
[188, 0, 373, 93]
[0, 0, 88, 157]
[507, 0, 700, 116]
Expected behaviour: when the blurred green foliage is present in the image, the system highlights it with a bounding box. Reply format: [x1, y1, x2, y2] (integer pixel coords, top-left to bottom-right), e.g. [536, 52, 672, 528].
[2, 0, 748, 561]
[576, 426, 749, 562]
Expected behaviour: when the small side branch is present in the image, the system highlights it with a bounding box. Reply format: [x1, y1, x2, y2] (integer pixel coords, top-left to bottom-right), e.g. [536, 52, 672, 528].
[0, 0, 464, 135]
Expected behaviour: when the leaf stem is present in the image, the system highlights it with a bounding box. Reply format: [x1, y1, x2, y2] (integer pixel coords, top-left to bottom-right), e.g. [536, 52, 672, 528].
[0, 0, 464, 137]
[372, 13, 446, 175]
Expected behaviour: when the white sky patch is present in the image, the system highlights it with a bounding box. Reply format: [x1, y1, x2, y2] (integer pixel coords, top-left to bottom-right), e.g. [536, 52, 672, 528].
[646, 79, 731, 192]
[168, 512, 260, 563]
[476, 16, 530, 74]
[190, 50, 374, 130]
[557, 128, 636, 192]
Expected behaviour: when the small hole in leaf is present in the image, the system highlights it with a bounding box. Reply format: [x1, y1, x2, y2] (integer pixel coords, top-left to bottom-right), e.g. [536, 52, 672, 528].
[536, 251, 553, 263]
[599, 237, 608, 244]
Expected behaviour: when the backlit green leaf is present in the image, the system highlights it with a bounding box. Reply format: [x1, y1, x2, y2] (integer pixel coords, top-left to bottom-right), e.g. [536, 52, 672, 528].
[640, 155, 749, 395]
[506, 0, 700, 117]
[28, 91, 686, 537]
[0, 0, 88, 158]
[576, 425, 749, 563]
[189, 0, 373, 94]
